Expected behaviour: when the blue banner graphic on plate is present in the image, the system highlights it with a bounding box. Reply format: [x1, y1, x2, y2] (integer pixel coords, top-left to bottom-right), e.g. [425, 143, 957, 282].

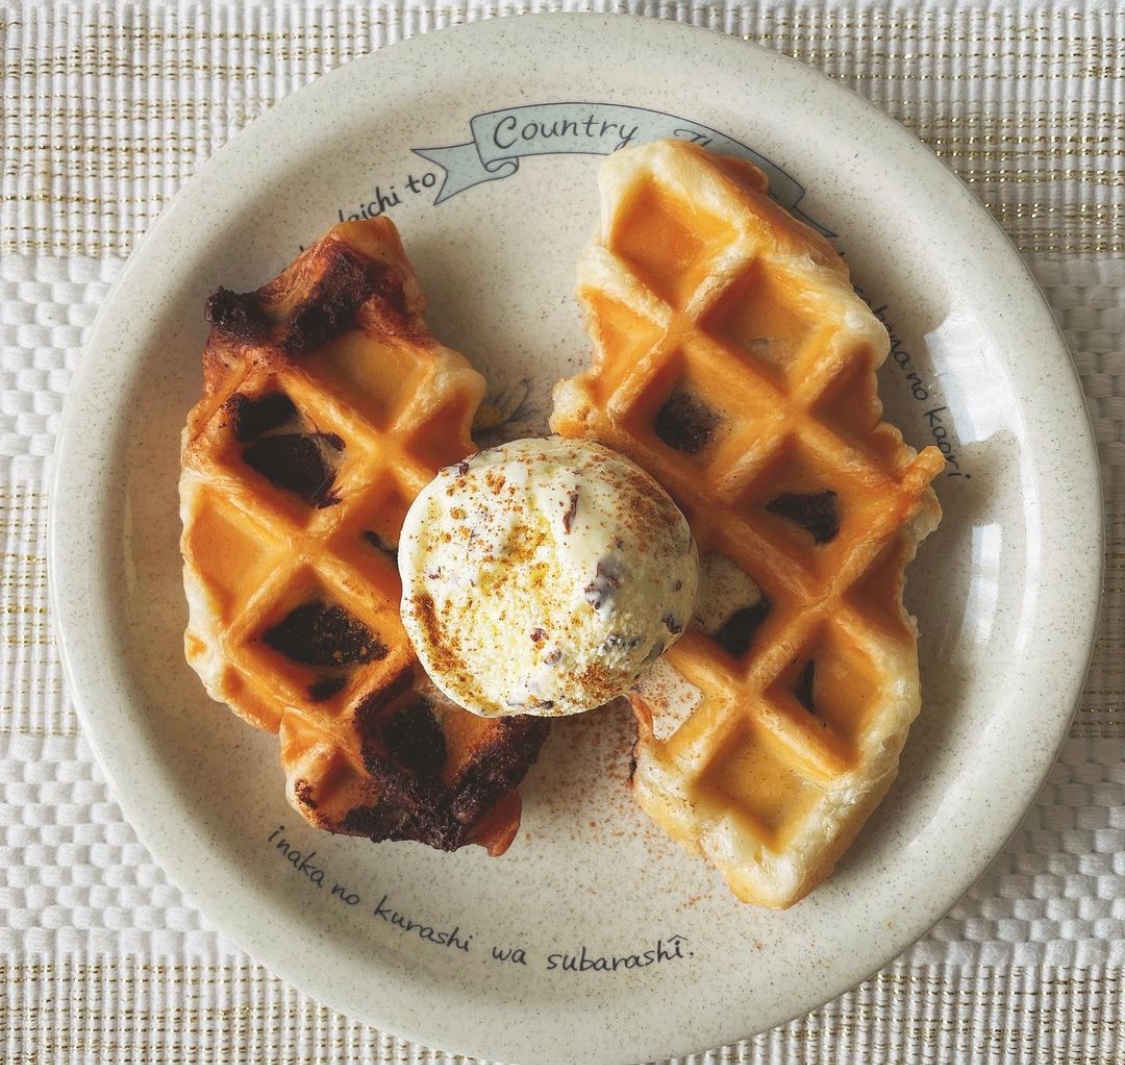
[413, 102, 824, 230]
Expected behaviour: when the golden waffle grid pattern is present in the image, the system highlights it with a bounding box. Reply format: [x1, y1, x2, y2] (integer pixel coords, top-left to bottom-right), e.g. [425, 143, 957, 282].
[552, 141, 942, 905]
[179, 221, 544, 848]
[185, 331, 442, 753]
[185, 313, 462, 738]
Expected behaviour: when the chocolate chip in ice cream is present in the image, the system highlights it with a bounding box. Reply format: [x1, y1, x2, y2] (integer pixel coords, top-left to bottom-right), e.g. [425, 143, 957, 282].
[583, 557, 623, 612]
[398, 437, 699, 718]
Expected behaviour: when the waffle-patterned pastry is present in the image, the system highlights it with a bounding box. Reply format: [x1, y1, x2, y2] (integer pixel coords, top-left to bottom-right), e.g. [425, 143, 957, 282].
[551, 139, 944, 907]
[180, 218, 549, 855]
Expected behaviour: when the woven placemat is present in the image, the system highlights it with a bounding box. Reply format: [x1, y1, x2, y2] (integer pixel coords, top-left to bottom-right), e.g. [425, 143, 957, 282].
[2, 2, 1124, 1062]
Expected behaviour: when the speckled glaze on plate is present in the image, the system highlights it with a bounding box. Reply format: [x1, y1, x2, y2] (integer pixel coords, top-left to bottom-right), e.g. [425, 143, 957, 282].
[49, 14, 1102, 1065]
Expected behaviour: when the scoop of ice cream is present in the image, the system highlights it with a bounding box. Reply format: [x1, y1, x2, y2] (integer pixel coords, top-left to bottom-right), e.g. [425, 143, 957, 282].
[399, 436, 699, 717]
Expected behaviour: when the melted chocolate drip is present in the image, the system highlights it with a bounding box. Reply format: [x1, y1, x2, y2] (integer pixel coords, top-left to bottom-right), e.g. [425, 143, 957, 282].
[714, 599, 772, 658]
[361, 529, 398, 563]
[381, 700, 448, 782]
[653, 389, 721, 454]
[228, 391, 297, 442]
[344, 694, 551, 851]
[353, 669, 416, 725]
[243, 433, 337, 506]
[262, 601, 385, 667]
[793, 660, 817, 714]
[308, 676, 347, 702]
[765, 490, 840, 544]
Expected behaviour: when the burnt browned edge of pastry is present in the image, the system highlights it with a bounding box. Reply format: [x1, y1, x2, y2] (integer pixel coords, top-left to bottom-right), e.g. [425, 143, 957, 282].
[282, 246, 410, 352]
[203, 237, 414, 355]
[335, 677, 551, 851]
[195, 222, 548, 853]
[204, 285, 273, 344]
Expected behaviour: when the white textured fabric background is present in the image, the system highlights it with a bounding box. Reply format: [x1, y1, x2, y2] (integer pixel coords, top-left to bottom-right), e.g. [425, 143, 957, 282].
[2, 1, 1124, 1062]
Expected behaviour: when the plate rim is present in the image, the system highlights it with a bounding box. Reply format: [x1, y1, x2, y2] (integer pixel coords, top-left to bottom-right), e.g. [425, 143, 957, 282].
[48, 12, 1104, 1064]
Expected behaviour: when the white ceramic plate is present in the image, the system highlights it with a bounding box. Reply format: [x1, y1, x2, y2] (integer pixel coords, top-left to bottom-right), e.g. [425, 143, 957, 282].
[50, 14, 1102, 1065]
